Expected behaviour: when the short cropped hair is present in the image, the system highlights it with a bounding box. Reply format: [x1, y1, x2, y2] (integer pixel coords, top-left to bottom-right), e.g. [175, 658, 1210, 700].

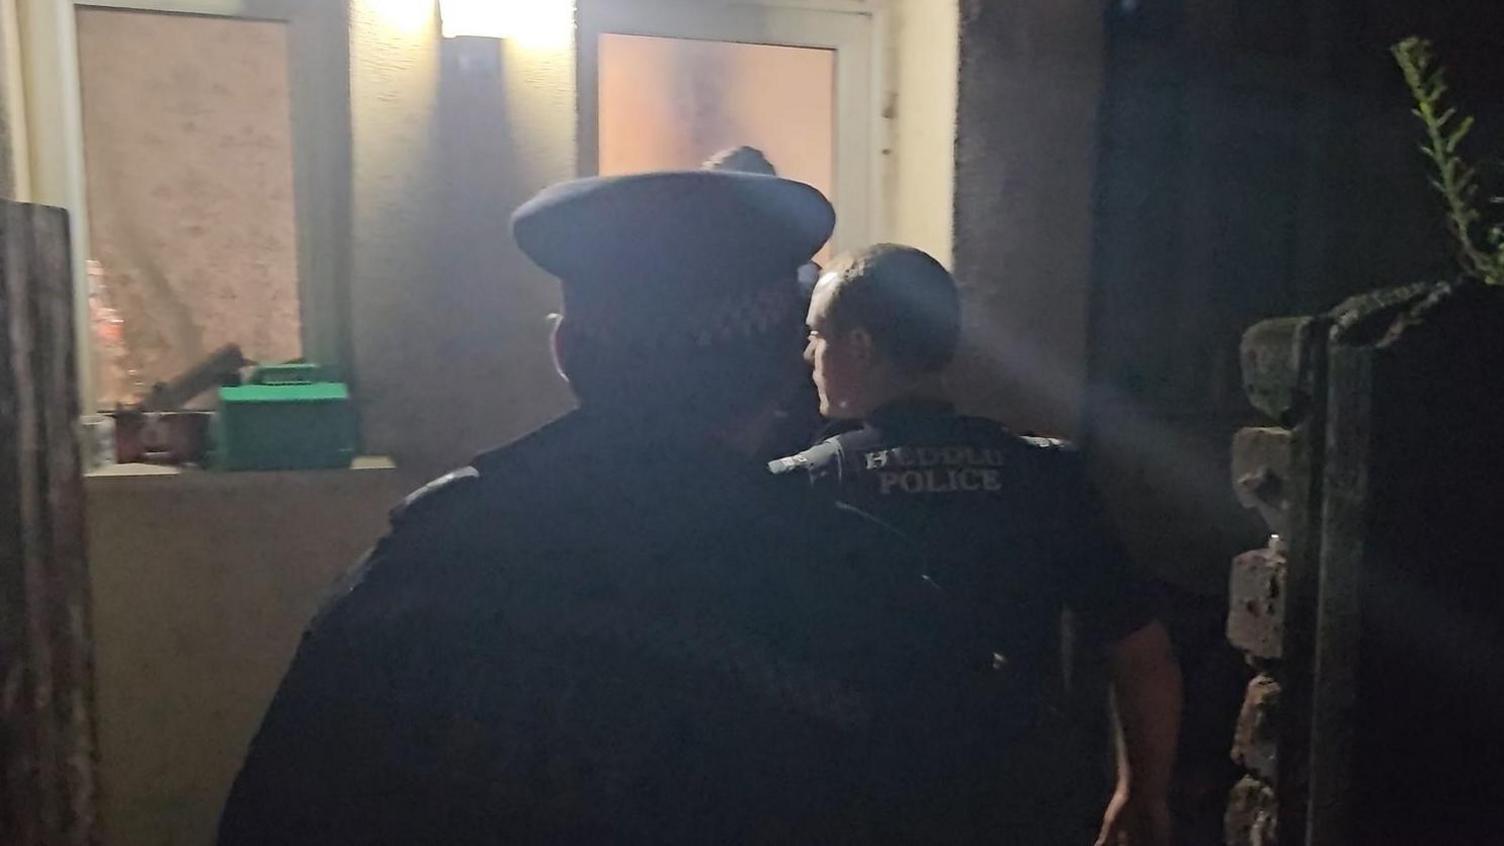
[702, 146, 778, 176]
[819, 243, 960, 374]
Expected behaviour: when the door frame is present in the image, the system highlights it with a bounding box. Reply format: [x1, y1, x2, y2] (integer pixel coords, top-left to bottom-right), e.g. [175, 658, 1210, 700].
[576, 0, 884, 256]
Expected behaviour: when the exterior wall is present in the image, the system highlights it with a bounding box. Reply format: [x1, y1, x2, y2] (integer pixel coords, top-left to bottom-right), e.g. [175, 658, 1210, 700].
[0, 0, 24, 199]
[348, 1, 579, 481]
[85, 465, 402, 845]
[950, 0, 1103, 439]
[889, 0, 958, 267]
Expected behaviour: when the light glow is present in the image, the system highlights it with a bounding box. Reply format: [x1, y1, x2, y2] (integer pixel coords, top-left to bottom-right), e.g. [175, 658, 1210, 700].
[365, 0, 433, 36]
[439, 0, 572, 46]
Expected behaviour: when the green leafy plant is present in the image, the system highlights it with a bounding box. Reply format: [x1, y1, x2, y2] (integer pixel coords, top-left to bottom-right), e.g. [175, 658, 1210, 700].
[1392, 36, 1504, 285]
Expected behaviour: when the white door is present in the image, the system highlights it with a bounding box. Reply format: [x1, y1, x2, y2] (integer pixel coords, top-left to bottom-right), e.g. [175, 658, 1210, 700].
[578, 1, 879, 258]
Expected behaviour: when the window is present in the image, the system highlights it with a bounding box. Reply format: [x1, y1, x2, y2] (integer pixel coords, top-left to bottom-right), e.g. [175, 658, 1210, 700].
[77, 8, 302, 407]
[579, 0, 879, 258]
[17, 0, 349, 412]
[597, 33, 837, 262]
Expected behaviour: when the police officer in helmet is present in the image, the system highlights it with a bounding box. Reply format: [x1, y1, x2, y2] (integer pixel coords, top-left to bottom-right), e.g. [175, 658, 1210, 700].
[220, 178, 976, 843]
[773, 243, 1184, 845]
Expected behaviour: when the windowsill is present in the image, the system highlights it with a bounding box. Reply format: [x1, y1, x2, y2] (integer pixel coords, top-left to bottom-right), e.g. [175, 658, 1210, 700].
[85, 456, 398, 493]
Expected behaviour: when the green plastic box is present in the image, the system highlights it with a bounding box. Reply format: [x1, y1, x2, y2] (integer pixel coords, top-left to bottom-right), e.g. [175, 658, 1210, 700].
[212, 365, 356, 471]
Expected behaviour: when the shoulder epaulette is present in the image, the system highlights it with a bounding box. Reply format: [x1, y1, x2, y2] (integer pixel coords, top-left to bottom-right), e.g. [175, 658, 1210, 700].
[389, 466, 481, 525]
[767, 438, 843, 476]
[1018, 434, 1076, 451]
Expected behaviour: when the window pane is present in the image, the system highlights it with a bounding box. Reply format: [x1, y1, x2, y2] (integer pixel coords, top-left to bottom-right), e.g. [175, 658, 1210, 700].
[597, 33, 836, 260]
[76, 8, 301, 409]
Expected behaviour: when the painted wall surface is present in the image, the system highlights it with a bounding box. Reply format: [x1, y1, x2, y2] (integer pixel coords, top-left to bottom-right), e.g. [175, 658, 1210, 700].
[889, 0, 958, 268]
[950, 0, 1103, 439]
[0, 0, 26, 199]
[350, 2, 578, 481]
[86, 467, 402, 846]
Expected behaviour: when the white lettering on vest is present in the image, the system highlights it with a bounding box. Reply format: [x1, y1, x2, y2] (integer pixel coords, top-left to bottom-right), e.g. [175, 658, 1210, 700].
[876, 466, 1005, 495]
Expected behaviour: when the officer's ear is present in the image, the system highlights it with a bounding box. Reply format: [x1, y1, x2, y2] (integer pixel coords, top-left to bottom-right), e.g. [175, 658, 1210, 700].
[847, 326, 876, 367]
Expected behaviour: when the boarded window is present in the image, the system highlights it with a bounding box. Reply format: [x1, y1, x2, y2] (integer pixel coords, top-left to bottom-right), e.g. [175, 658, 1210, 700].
[76, 8, 301, 409]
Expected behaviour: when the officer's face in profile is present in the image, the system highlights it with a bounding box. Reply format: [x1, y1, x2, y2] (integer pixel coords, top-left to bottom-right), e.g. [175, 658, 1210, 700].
[804, 273, 871, 420]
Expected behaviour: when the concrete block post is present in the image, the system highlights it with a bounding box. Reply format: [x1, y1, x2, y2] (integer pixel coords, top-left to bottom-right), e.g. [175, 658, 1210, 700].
[1226, 314, 1328, 845]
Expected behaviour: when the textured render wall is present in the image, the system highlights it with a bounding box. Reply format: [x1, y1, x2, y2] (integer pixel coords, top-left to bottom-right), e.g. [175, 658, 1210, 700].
[348, 0, 457, 478]
[350, 2, 576, 482]
[889, 0, 958, 268]
[950, 0, 1103, 438]
[437, 29, 591, 465]
[0, 0, 20, 200]
[86, 468, 402, 846]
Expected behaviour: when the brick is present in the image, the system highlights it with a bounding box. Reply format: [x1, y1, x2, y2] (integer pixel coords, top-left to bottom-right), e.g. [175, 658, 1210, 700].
[1231, 674, 1280, 781]
[1225, 776, 1278, 846]
[1231, 427, 1293, 536]
[1227, 545, 1286, 660]
[1241, 316, 1316, 422]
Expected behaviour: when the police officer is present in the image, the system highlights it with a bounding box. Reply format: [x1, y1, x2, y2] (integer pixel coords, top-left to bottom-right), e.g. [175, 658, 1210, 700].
[702, 145, 826, 458]
[772, 243, 1184, 846]
[217, 175, 987, 844]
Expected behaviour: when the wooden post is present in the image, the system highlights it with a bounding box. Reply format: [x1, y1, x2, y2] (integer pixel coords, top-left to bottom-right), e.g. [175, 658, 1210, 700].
[0, 201, 99, 845]
[1314, 281, 1504, 845]
[1231, 281, 1504, 844]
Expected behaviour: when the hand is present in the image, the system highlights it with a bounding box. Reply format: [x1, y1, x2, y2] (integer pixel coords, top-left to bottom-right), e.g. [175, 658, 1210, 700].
[1094, 787, 1172, 846]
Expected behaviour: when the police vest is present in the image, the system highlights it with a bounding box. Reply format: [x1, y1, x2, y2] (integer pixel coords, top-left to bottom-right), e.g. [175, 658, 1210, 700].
[770, 401, 1158, 708]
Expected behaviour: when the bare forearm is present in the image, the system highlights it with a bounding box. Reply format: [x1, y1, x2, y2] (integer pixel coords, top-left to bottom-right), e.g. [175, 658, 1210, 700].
[1109, 621, 1182, 800]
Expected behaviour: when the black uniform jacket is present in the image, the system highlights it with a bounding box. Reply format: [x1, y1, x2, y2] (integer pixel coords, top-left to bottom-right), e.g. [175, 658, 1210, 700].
[771, 400, 1161, 719]
[218, 409, 1006, 845]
